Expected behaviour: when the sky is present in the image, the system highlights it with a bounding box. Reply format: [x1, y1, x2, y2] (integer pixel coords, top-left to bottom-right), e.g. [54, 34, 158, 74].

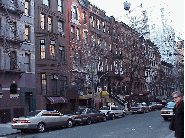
[89, 0, 184, 40]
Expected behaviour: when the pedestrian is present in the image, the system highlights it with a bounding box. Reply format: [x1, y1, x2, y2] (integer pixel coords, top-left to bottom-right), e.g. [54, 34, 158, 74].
[169, 91, 184, 138]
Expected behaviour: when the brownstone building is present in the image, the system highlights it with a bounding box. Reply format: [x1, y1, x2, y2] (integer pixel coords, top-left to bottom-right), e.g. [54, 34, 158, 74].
[34, 0, 78, 114]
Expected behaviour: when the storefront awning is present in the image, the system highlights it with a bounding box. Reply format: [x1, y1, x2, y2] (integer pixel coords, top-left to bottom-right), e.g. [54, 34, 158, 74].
[47, 97, 68, 104]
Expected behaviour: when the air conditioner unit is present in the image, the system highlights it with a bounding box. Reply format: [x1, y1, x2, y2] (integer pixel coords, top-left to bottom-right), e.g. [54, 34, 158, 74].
[52, 75, 58, 80]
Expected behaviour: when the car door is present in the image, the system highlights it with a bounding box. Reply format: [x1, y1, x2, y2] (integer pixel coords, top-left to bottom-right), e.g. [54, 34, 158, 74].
[92, 108, 101, 121]
[51, 111, 65, 127]
[117, 107, 123, 116]
[111, 107, 118, 116]
[41, 111, 54, 128]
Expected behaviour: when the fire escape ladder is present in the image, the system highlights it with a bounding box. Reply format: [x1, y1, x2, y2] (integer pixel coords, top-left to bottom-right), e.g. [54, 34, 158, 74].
[1, 4, 21, 70]
[3, 5, 19, 39]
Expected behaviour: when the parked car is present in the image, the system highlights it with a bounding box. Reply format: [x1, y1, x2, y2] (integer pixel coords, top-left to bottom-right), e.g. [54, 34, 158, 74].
[149, 102, 157, 111]
[99, 105, 125, 120]
[73, 108, 106, 125]
[161, 101, 176, 121]
[156, 102, 163, 110]
[11, 110, 75, 133]
[130, 102, 150, 114]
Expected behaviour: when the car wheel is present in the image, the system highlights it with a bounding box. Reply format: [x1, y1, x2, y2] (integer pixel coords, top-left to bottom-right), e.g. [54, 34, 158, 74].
[122, 113, 125, 117]
[37, 123, 45, 133]
[111, 114, 115, 120]
[66, 119, 73, 128]
[163, 117, 168, 121]
[86, 118, 91, 125]
[102, 115, 106, 122]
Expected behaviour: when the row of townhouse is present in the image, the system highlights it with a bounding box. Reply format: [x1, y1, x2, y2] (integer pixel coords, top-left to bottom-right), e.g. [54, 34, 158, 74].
[0, 0, 176, 123]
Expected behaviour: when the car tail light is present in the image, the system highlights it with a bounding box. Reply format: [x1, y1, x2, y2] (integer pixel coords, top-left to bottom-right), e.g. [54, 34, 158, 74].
[74, 116, 81, 119]
[12, 120, 17, 123]
[161, 111, 164, 113]
[21, 120, 30, 123]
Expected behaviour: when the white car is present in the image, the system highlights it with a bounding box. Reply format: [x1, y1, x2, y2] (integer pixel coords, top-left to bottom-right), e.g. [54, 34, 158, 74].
[99, 105, 125, 120]
[161, 102, 176, 121]
[11, 110, 75, 133]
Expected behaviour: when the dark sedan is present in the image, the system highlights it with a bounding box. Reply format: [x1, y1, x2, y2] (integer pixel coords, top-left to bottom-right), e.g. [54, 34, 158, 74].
[73, 108, 106, 125]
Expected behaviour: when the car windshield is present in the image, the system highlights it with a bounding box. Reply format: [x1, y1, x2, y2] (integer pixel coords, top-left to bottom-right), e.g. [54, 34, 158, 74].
[100, 106, 110, 110]
[165, 102, 176, 108]
[25, 111, 41, 117]
[74, 109, 86, 114]
[133, 103, 142, 107]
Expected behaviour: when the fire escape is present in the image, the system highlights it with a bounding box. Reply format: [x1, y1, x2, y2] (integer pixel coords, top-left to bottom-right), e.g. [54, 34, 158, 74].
[0, 0, 24, 77]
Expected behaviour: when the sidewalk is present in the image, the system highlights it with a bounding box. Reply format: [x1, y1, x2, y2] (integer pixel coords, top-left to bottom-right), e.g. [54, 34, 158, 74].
[0, 122, 19, 136]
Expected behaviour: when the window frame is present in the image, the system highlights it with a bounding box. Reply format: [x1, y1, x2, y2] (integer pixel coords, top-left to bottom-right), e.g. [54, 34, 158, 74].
[59, 46, 65, 63]
[40, 13, 45, 30]
[47, 16, 52, 32]
[25, 53, 31, 72]
[41, 73, 47, 95]
[58, 21, 64, 34]
[24, 0, 30, 16]
[58, 0, 63, 13]
[24, 25, 30, 40]
[50, 41, 55, 60]
[40, 39, 46, 59]
[43, 0, 49, 7]
[71, 26, 75, 39]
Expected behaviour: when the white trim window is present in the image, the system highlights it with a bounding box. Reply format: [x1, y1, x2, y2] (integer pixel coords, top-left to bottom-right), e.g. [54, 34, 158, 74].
[72, 6, 78, 20]
[58, 21, 63, 34]
[43, 0, 49, 6]
[58, 0, 63, 12]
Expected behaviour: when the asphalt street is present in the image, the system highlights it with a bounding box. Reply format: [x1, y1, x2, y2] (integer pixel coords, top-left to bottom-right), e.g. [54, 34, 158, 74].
[0, 110, 175, 138]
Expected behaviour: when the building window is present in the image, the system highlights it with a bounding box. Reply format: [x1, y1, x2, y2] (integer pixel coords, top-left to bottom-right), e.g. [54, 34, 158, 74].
[10, 51, 17, 70]
[51, 78, 57, 95]
[25, 0, 30, 16]
[40, 40, 45, 59]
[25, 53, 30, 72]
[83, 11, 86, 24]
[102, 22, 105, 33]
[60, 76, 67, 91]
[58, 21, 63, 34]
[90, 16, 94, 27]
[40, 13, 45, 30]
[47, 16, 52, 32]
[78, 50, 82, 67]
[71, 26, 75, 39]
[43, 0, 49, 6]
[41, 73, 47, 95]
[58, 0, 63, 13]
[59, 46, 65, 63]
[84, 31, 87, 44]
[77, 28, 80, 41]
[10, 22, 16, 38]
[72, 48, 77, 68]
[97, 19, 100, 30]
[10, 84, 17, 94]
[24, 25, 30, 40]
[72, 6, 78, 20]
[50, 41, 55, 59]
